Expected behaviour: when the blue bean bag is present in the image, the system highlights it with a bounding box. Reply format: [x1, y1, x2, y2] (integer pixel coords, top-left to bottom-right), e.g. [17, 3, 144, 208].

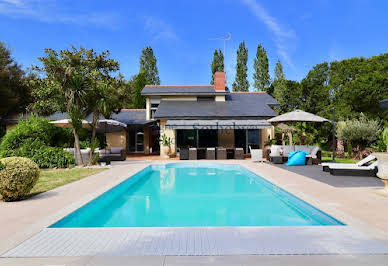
[285, 150, 309, 166]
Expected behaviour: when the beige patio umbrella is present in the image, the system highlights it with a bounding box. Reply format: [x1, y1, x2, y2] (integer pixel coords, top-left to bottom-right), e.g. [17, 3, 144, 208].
[268, 109, 331, 146]
[49, 119, 90, 129]
[267, 110, 330, 123]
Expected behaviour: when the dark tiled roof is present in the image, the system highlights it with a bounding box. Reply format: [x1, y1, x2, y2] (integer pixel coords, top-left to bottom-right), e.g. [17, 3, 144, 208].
[85, 109, 150, 125]
[141, 85, 229, 95]
[155, 92, 279, 119]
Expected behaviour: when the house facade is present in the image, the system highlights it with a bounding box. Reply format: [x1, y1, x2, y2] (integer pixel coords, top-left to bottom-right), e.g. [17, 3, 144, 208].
[141, 72, 279, 158]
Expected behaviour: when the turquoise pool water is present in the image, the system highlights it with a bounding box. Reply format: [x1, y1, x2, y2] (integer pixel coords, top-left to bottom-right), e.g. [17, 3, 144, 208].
[51, 163, 343, 227]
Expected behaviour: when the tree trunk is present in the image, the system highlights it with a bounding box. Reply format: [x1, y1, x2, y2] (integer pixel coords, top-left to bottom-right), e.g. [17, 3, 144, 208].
[89, 112, 99, 165]
[73, 128, 83, 165]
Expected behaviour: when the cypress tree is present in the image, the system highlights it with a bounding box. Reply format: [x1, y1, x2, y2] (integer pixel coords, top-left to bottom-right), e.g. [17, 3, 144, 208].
[253, 44, 270, 91]
[139, 46, 160, 85]
[232, 41, 249, 91]
[210, 49, 224, 84]
[273, 60, 287, 108]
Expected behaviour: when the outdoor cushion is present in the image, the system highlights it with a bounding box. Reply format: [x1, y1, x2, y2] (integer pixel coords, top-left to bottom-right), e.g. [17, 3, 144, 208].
[270, 145, 281, 156]
[283, 146, 294, 155]
[285, 150, 309, 166]
[309, 146, 320, 158]
[99, 149, 110, 155]
[110, 147, 123, 154]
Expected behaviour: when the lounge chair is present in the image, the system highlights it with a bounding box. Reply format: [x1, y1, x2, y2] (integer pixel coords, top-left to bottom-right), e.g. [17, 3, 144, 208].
[249, 146, 263, 162]
[329, 161, 378, 176]
[322, 154, 376, 172]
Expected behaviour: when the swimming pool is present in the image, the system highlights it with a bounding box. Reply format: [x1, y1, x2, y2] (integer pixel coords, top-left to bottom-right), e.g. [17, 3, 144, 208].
[51, 163, 343, 227]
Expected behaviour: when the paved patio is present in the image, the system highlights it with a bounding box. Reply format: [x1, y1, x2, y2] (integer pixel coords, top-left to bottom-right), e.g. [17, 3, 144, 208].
[1, 160, 388, 265]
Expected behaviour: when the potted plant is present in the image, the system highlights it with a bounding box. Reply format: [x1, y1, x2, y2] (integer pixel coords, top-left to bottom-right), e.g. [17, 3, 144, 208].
[160, 133, 172, 159]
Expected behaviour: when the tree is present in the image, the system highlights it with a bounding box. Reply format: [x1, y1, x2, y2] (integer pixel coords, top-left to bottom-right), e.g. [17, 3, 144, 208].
[232, 41, 249, 91]
[210, 49, 224, 84]
[272, 60, 288, 112]
[0, 42, 30, 118]
[274, 60, 285, 81]
[131, 72, 148, 109]
[336, 114, 380, 159]
[299, 62, 330, 115]
[329, 54, 388, 120]
[139, 47, 160, 85]
[253, 44, 270, 91]
[82, 50, 123, 163]
[28, 46, 111, 165]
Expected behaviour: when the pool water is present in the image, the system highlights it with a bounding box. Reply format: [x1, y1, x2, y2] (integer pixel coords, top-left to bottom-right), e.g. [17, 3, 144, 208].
[51, 163, 343, 227]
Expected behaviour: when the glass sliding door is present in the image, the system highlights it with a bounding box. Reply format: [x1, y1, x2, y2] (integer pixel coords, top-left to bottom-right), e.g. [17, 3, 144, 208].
[198, 129, 218, 148]
[176, 130, 197, 150]
[247, 129, 260, 150]
[234, 129, 247, 153]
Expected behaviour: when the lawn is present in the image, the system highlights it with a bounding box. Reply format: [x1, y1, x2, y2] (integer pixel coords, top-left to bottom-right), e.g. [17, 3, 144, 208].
[321, 156, 358, 164]
[30, 168, 107, 196]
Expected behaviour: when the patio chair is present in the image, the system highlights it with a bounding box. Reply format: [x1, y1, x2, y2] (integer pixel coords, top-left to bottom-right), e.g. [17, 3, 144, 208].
[189, 147, 197, 160]
[216, 147, 227, 160]
[329, 161, 378, 176]
[206, 148, 215, 160]
[180, 147, 189, 160]
[249, 146, 263, 162]
[235, 148, 244, 160]
[322, 154, 376, 172]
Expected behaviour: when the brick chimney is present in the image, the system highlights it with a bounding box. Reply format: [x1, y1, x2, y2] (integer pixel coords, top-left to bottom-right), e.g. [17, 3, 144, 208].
[214, 72, 225, 91]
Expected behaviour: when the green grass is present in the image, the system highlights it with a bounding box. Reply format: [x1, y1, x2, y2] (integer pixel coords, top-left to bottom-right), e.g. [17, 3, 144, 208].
[29, 168, 107, 196]
[321, 156, 358, 164]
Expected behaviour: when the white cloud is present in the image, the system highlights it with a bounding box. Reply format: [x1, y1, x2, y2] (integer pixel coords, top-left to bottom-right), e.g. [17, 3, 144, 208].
[241, 0, 296, 68]
[144, 16, 179, 42]
[0, 0, 120, 28]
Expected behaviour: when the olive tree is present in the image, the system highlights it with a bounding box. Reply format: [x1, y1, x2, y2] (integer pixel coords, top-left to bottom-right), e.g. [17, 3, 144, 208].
[337, 114, 380, 158]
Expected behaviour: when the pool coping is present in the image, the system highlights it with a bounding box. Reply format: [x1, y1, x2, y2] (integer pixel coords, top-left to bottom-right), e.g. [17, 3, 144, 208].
[2, 161, 388, 256]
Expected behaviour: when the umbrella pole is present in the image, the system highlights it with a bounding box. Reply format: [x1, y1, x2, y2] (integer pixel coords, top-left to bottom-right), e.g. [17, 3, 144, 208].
[332, 108, 336, 161]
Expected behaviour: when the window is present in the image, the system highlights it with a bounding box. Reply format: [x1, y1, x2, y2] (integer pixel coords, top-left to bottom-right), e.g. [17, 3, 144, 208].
[197, 96, 214, 101]
[150, 103, 159, 119]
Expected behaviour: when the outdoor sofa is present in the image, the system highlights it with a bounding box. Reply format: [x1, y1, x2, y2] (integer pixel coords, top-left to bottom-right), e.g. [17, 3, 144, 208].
[267, 145, 322, 165]
[98, 147, 126, 162]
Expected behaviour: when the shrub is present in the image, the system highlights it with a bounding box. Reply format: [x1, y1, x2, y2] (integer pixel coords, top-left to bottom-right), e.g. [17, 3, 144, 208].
[0, 116, 74, 168]
[31, 147, 74, 168]
[0, 157, 40, 201]
[0, 116, 73, 157]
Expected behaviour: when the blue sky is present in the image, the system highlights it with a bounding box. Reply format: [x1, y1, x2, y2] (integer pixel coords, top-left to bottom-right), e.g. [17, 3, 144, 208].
[0, 0, 387, 89]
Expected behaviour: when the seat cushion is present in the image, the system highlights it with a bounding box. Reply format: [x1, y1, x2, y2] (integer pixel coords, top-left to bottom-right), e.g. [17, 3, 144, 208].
[282, 146, 294, 156]
[270, 145, 281, 156]
[110, 147, 123, 154]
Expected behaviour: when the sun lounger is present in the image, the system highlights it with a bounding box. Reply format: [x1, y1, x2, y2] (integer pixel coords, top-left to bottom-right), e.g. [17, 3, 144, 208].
[322, 154, 376, 172]
[329, 161, 378, 176]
